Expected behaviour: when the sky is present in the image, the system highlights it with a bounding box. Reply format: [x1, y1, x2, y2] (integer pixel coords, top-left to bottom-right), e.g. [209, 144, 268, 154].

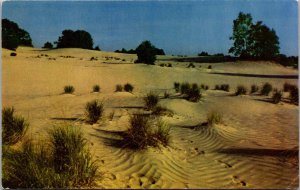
[2, 0, 298, 56]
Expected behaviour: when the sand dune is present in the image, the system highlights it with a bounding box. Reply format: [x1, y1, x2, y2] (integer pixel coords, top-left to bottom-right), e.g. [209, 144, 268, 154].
[2, 47, 298, 188]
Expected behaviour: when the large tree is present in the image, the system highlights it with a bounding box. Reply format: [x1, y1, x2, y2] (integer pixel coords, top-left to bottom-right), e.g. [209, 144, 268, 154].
[229, 12, 280, 59]
[55, 30, 94, 49]
[2, 19, 33, 50]
[135, 40, 157, 65]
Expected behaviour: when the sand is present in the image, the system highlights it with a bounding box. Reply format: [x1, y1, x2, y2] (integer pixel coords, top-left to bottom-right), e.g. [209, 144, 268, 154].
[2, 47, 298, 188]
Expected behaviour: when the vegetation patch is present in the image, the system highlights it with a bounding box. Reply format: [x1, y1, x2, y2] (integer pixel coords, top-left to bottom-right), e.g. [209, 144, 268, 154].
[2, 107, 28, 145]
[272, 90, 282, 104]
[251, 84, 259, 94]
[115, 84, 123, 92]
[261, 82, 273, 96]
[124, 83, 134, 93]
[144, 92, 159, 110]
[289, 85, 298, 105]
[207, 111, 223, 127]
[235, 85, 247, 95]
[64, 85, 75, 94]
[174, 82, 180, 93]
[93, 85, 100, 92]
[85, 100, 104, 124]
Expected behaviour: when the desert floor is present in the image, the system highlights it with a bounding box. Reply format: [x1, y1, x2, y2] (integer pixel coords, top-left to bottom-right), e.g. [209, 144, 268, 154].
[2, 47, 298, 188]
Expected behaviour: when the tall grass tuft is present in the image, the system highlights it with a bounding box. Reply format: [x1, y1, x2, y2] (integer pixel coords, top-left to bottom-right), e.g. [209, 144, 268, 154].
[124, 83, 134, 92]
[235, 85, 247, 96]
[115, 84, 123, 92]
[2, 107, 28, 145]
[92, 85, 100, 92]
[289, 85, 298, 105]
[220, 84, 230, 92]
[272, 90, 282, 104]
[186, 87, 202, 102]
[64, 85, 75, 94]
[3, 126, 98, 188]
[180, 82, 191, 94]
[261, 82, 273, 96]
[144, 92, 159, 110]
[207, 111, 223, 127]
[85, 100, 104, 124]
[153, 120, 170, 146]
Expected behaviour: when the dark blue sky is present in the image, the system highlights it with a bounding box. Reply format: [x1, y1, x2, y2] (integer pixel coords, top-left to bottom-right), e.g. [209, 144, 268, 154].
[2, 0, 298, 56]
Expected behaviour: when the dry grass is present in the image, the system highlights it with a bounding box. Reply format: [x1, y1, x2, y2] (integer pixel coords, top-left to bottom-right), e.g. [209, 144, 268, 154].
[207, 111, 223, 126]
[64, 85, 75, 94]
[85, 100, 104, 124]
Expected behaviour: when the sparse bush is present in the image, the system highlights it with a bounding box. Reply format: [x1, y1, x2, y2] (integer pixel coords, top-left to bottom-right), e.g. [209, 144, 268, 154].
[185, 87, 201, 102]
[10, 52, 17, 56]
[3, 126, 98, 188]
[208, 65, 212, 69]
[289, 85, 298, 105]
[92, 85, 100, 92]
[159, 63, 165, 67]
[85, 100, 104, 124]
[215, 85, 220, 90]
[205, 85, 209, 90]
[167, 63, 172, 67]
[2, 107, 28, 145]
[207, 111, 223, 126]
[187, 63, 195, 68]
[121, 115, 170, 149]
[261, 82, 273, 96]
[144, 92, 159, 110]
[180, 82, 191, 94]
[174, 82, 180, 93]
[251, 84, 259, 94]
[115, 84, 123, 92]
[64, 85, 75, 94]
[272, 90, 282, 104]
[235, 85, 247, 95]
[283, 82, 294, 92]
[200, 84, 205, 89]
[124, 83, 134, 93]
[220, 84, 230, 92]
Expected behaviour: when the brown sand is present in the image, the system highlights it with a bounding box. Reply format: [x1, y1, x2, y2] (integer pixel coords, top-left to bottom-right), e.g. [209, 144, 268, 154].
[2, 47, 298, 188]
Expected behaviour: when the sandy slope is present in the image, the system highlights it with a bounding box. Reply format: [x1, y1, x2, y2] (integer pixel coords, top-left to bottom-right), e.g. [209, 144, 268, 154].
[2, 47, 298, 188]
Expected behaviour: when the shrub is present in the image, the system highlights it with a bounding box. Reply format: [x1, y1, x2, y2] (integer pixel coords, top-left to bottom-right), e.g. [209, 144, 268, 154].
[215, 85, 220, 90]
[92, 85, 100, 92]
[2, 107, 28, 145]
[124, 83, 134, 93]
[235, 85, 247, 95]
[167, 63, 172, 67]
[272, 90, 282, 104]
[208, 65, 212, 69]
[220, 84, 230, 92]
[64, 85, 75, 94]
[289, 85, 298, 105]
[261, 82, 273, 96]
[135, 40, 156, 65]
[115, 84, 123, 92]
[207, 111, 223, 126]
[201, 84, 209, 90]
[144, 92, 159, 110]
[205, 85, 209, 90]
[10, 52, 17, 56]
[185, 87, 201, 102]
[283, 82, 294, 92]
[180, 82, 191, 94]
[3, 126, 98, 188]
[251, 84, 259, 94]
[85, 100, 104, 124]
[121, 115, 170, 149]
[159, 63, 165, 67]
[174, 82, 180, 93]
[187, 63, 195, 68]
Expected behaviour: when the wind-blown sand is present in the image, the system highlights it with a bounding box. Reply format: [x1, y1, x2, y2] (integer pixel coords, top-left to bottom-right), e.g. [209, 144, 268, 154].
[2, 47, 298, 188]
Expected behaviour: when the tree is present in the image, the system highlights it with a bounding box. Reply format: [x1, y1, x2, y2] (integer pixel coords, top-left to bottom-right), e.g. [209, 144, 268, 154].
[94, 46, 101, 51]
[229, 12, 280, 59]
[43, 42, 53, 49]
[135, 41, 157, 65]
[2, 19, 33, 50]
[198, 51, 209, 56]
[55, 29, 94, 49]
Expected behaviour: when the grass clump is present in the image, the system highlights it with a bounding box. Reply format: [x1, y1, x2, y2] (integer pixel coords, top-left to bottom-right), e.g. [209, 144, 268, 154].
[261, 82, 273, 96]
[144, 92, 159, 110]
[283, 82, 294, 92]
[208, 65, 212, 69]
[124, 83, 134, 93]
[186, 87, 201, 102]
[207, 111, 223, 127]
[174, 82, 180, 93]
[272, 90, 282, 104]
[115, 84, 123, 92]
[201, 84, 209, 90]
[92, 85, 100, 92]
[122, 115, 170, 149]
[3, 126, 98, 188]
[187, 63, 195, 68]
[85, 100, 104, 124]
[164, 91, 170, 98]
[251, 84, 259, 94]
[2, 107, 28, 145]
[180, 82, 191, 94]
[220, 84, 230, 92]
[64, 85, 75, 94]
[289, 85, 298, 105]
[235, 85, 247, 96]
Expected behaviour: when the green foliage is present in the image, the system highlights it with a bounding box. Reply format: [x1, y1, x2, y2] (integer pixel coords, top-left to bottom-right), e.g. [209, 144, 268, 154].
[251, 84, 259, 94]
[56, 30, 94, 49]
[3, 126, 98, 188]
[43, 42, 53, 49]
[2, 107, 28, 145]
[207, 111, 223, 127]
[235, 85, 247, 95]
[229, 12, 280, 59]
[92, 85, 100, 92]
[64, 85, 75, 94]
[2, 19, 33, 50]
[144, 92, 159, 110]
[124, 83, 134, 92]
[261, 83, 273, 96]
[135, 40, 157, 65]
[272, 90, 282, 104]
[85, 100, 104, 124]
[115, 84, 123, 92]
